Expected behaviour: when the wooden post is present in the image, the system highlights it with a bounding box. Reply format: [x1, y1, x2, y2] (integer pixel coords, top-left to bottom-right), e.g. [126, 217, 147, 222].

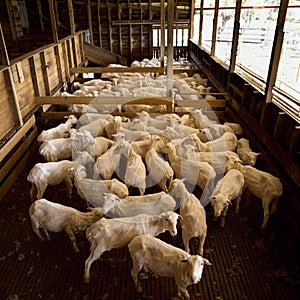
[265, 1, 289, 103]
[190, 0, 195, 40]
[149, 0, 153, 58]
[37, 0, 45, 33]
[211, 0, 219, 56]
[54, 45, 63, 83]
[128, 0, 132, 63]
[97, 0, 102, 48]
[198, 0, 204, 45]
[5, 0, 17, 40]
[117, 0, 122, 55]
[40, 51, 51, 95]
[48, 0, 58, 43]
[29, 56, 40, 96]
[167, 0, 174, 95]
[106, 0, 112, 51]
[228, 0, 242, 74]
[160, 0, 165, 68]
[0, 22, 10, 65]
[87, 0, 94, 44]
[68, 0, 75, 35]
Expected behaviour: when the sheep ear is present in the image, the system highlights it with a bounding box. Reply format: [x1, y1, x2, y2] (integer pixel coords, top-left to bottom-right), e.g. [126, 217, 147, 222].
[181, 177, 188, 183]
[203, 258, 212, 265]
[255, 152, 261, 157]
[180, 259, 189, 263]
[226, 199, 232, 205]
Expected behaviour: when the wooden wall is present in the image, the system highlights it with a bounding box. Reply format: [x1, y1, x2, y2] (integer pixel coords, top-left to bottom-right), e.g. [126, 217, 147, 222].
[189, 40, 300, 236]
[0, 30, 85, 201]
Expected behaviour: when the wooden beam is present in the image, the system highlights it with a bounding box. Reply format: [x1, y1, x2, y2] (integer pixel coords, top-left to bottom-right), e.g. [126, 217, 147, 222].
[87, 0, 94, 44]
[5, 0, 17, 40]
[97, 0, 102, 48]
[68, 0, 75, 35]
[128, 0, 132, 63]
[29, 56, 40, 96]
[0, 22, 10, 65]
[211, 0, 219, 56]
[40, 51, 51, 95]
[54, 45, 63, 84]
[265, 1, 289, 103]
[69, 66, 165, 74]
[167, 0, 174, 95]
[190, 0, 195, 40]
[3, 68, 23, 127]
[160, 0, 165, 67]
[48, 0, 58, 43]
[37, 0, 45, 33]
[198, 0, 204, 45]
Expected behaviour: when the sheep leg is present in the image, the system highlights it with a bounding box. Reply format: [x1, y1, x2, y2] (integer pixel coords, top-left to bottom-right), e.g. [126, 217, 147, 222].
[84, 245, 105, 283]
[42, 228, 51, 241]
[235, 194, 242, 214]
[30, 219, 44, 241]
[220, 206, 228, 227]
[130, 257, 143, 292]
[30, 184, 37, 201]
[36, 183, 47, 199]
[65, 226, 79, 253]
[139, 187, 145, 196]
[176, 281, 190, 300]
[64, 177, 73, 198]
[198, 234, 206, 257]
[182, 234, 190, 254]
[261, 197, 271, 230]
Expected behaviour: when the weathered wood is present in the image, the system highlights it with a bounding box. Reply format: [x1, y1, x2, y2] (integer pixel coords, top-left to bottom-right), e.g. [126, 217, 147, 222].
[167, 0, 174, 95]
[97, 0, 102, 48]
[160, 0, 165, 67]
[211, 0, 219, 56]
[0, 22, 10, 65]
[68, 0, 75, 35]
[87, 0, 94, 44]
[37, 0, 44, 33]
[29, 56, 40, 96]
[69, 66, 165, 74]
[48, 0, 58, 43]
[40, 51, 51, 95]
[54, 45, 63, 84]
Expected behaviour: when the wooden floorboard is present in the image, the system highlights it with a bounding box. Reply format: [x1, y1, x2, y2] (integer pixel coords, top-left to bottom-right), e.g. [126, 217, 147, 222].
[0, 155, 298, 300]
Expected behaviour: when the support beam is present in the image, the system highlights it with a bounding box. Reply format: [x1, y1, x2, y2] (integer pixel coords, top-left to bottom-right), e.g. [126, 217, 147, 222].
[68, 0, 75, 35]
[160, 0, 165, 67]
[97, 0, 102, 48]
[69, 66, 164, 74]
[166, 0, 174, 95]
[48, 0, 58, 43]
[87, 0, 94, 44]
[198, 0, 204, 45]
[0, 22, 10, 65]
[211, 0, 219, 56]
[265, 1, 289, 103]
[37, 0, 45, 33]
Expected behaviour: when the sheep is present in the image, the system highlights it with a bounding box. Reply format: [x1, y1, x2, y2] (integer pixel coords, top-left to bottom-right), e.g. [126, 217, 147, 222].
[118, 127, 152, 143]
[191, 108, 217, 129]
[169, 178, 207, 256]
[101, 192, 177, 217]
[78, 118, 109, 137]
[29, 198, 104, 253]
[90, 136, 114, 158]
[84, 211, 182, 282]
[145, 136, 173, 191]
[39, 130, 94, 162]
[233, 164, 283, 230]
[103, 115, 122, 139]
[27, 160, 74, 200]
[37, 115, 78, 142]
[74, 165, 129, 207]
[236, 138, 260, 166]
[128, 234, 211, 300]
[162, 142, 216, 205]
[113, 140, 146, 195]
[210, 169, 245, 227]
[190, 131, 238, 153]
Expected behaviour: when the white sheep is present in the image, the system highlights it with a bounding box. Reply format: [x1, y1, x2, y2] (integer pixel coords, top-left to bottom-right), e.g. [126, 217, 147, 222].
[169, 178, 207, 256]
[236, 138, 260, 166]
[113, 140, 146, 195]
[101, 192, 177, 217]
[29, 198, 103, 253]
[210, 169, 245, 227]
[27, 160, 74, 200]
[37, 115, 77, 142]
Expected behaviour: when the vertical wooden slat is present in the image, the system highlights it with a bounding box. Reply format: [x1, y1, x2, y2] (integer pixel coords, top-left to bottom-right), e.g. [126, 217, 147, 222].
[106, 0, 113, 52]
[139, 0, 143, 56]
[167, 0, 174, 95]
[149, 0, 153, 58]
[228, 0, 242, 75]
[211, 0, 219, 56]
[97, 0, 102, 48]
[128, 0, 132, 63]
[37, 0, 45, 33]
[71, 37, 78, 66]
[48, 0, 59, 43]
[29, 56, 40, 96]
[117, 0, 122, 55]
[54, 45, 63, 83]
[0, 22, 10, 65]
[40, 51, 51, 95]
[87, 0, 94, 45]
[190, 0, 195, 39]
[198, 0, 204, 45]
[265, 1, 289, 103]
[62, 41, 70, 82]
[79, 32, 85, 65]
[54, 0, 60, 33]
[160, 0, 165, 67]
[68, 0, 75, 35]
[4, 68, 23, 126]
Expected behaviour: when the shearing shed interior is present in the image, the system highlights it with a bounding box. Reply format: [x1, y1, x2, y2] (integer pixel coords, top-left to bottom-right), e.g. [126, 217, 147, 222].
[0, 1, 299, 299]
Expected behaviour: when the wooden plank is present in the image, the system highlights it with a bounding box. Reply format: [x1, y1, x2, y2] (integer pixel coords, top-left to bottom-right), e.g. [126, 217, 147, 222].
[0, 22, 10, 65]
[69, 66, 165, 74]
[61, 41, 70, 82]
[5, 0, 17, 40]
[37, 0, 44, 33]
[54, 45, 63, 84]
[16, 61, 25, 83]
[48, 0, 58, 43]
[3, 68, 23, 126]
[0, 127, 37, 183]
[160, 0, 165, 67]
[107, 0, 113, 52]
[0, 115, 35, 162]
[167, 0, 174, 94]
[68, 0, 75, 35]
[97, 0, 102, 48]
[175, 99, 226, 108]
[40, 51, 51, 95]
[211, 0, 219, 56]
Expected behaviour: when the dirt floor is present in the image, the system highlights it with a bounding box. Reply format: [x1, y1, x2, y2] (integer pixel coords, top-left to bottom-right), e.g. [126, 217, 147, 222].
[0, 153, 299, 300]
